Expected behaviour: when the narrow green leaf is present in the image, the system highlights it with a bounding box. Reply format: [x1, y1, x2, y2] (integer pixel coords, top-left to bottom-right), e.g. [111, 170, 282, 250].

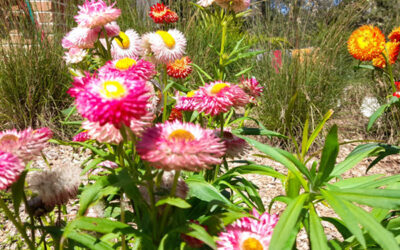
[219, 180, 254, 209]
[67, 231, 113, 250]
[186, 176, 232, 205]
[186, 223, 217, 249]
[81, 157, 107, 175]
[79, 176, 110, 216]
[346, 200, 400, 250]
[234, 66, 253, 77]
[321, 217, 352, 239]
[269, 193, 308, 250]
[268, 196, 292, 213]
[216, 164, 285, 181]
[329, 189, 400, 209]
[309, 204, 329, 250]
[366, 144, 400, 172]
[330, 174, 383, 189]
[367, 103, 390, 131]
[306, 109, 333, 152]
[190, 63, 213, 80]
[70, 217, 136, 235]
[321, 189, 366, 247]
[301, 117, 309, 160]
[156, 197, 191, 209]
[11, 170, 27, 216]
[315, 125, 339, 187]
[285, 172, 301, 198]
[232, 127, 287, 138]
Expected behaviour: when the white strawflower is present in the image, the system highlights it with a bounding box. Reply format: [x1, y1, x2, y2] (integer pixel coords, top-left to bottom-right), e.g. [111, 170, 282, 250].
[360, 96, 380, 118]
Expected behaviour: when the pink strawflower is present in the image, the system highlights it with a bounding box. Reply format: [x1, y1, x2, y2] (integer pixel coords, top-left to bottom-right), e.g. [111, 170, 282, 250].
[142, 29, 186, 64]
[0, 127, 52, 162]
[137, 121, 226, 171]
[194, 81, 250, 116]
[62, 26, 100, 49]
[197, 0, 215, 7]
[72, 131, 90, 142]
[68, 72, 150, 128]
[99, 21, 120, 38]
[98, 57, 156, 81]
[215, 130, 249, 158]
[175, 90, 198, 112]
[63, 47, 88, 64]
[82, 114, 152, 144]
[272, 50, 282, 73]
[0, 151, 25, 190]
[217, 208, 279, 250]
[215, 0, 250, 12]
[239, 76, 263, 102]
[74, 0, 121, 28]
[111, 30, 143, 60]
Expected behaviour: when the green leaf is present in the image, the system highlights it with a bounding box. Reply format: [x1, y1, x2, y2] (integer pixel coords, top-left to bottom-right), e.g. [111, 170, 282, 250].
[191, 63, 213, 80]
[81, 157, 108, 175]
[11, 170, 27, 216]
[156, 197, 191, 209]
[367, 103, 390, 131]
[329, 189, 400, 209]
[321, 189, 366, 247]
[70, 217, 137, 235]
[366, 144, 400, 172]
[321, 217, 352, 239]
[186, 223, 217, 249]
[219, 180, 254, 208]
[330, 174, 383, 189]
[216, 164, 285, 181]
[306, 109, 333, 153]
[309, 204, 329, 250]
[342, 174, 400, 189]
[234, 66, 253, 77]
[315, 125, 339, 187]
[346, 200, 400, 250]
[232, 127, 287, 138]
[186, 176, 232, 206]
[354, 64, 375, 70]
[67, 231, 113, 250]
[269, 193, 308, 250]
[301, 117, 309, 160]
[285, 171, 301, 198]
[268, 195, 292, 213]
[331, 143, 383, 177]
[79, 176, 112, 216]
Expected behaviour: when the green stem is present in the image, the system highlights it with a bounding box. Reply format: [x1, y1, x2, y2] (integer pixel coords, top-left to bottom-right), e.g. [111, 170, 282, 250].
[0, 198, 35, 250]
[218, 19, 228, 80]
[102, 26, 112, 60]
[159, 170, 181, 235]
[162, 65, 168, 122]
[120, 194, 126, 250]
[22, 191, 35, 244]
[240, 105, 252, 128]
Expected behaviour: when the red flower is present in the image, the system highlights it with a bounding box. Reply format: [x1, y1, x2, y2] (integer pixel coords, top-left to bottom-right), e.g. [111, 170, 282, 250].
[167, 57, 192, 79]
[168, 108, 183, 122]
[149, 3, 178, 24]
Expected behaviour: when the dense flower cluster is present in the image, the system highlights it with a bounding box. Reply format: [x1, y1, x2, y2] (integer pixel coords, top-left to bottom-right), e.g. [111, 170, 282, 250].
[149, 3, 178, 24]
[167, 56, 192, 79]
[347, 25, 385, 61]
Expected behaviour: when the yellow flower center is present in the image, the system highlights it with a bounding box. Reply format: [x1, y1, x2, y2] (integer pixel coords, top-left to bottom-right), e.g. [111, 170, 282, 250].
[115, 58, 137, 70]
[115, 31, 130, 49]
[168, 129, 195, 141]
[100, 81, 127, 99]
[0, 134, 19, 144]
[357, 36, 370, 49]
[186, 90, 196, 97]
[210, 83, 229, 95]
[156, 30, 176, 49]
[241, 237, 264, 250]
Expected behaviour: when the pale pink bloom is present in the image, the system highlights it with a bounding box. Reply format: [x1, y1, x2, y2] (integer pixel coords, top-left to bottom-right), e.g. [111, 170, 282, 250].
[82, 114, 152, 144]
[194, 81, 250, 116]
[72, 131, 90, 142]
[111, 29, 143, 60]
[217, 208, 279, 249]
[68, 72, 150, 128]
[239, 76, 263, 102]
[215, 130, 249, 158]
[142, 29, 186, 64]
[89, 160, 118, 176]
[29, 165, 81, 207]
[0, 127, 52, 162]
[98, 58, 156, 81]
[74, 0, 121, 28]
[197, 0, 215, 7]
[63, 47, 88, 64]
[137, 121, 226, 171]
[0, 151, 24, 190]
[98, 160, 118, 168]
[215, 0, 251, 12]
[62, 26, 100, 49]
[100, 21, 120, 38]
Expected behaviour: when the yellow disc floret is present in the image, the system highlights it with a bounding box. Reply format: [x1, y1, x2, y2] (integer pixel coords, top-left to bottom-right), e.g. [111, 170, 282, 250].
[347, 25, 385, 61]
[186, 90, 196, 97]
[115, 31, 130, 49]
[242, 237, 264, 250]
[100, 81, 127, 99]
[115, 58, 137, 70]
[0, 134, 19, 144]
[156, 30, 176, 49]
[168, 129, 195, 141]
[210, 83, 229, 95]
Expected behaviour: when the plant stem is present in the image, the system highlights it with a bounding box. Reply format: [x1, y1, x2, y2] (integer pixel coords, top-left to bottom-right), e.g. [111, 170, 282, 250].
[120, 194, 126, 250]
[0, 198, 35, 250]
[162, 65, 168, 122]
[240, 104, 251, 128]
[159, 170, 181, 235]
[22, 191, 35, 244]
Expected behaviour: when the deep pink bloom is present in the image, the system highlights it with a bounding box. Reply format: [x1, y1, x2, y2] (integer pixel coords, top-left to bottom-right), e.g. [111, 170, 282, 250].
[194, 81, 250, 116]
[74, 0, 121, 28]
[0, 151, 25, 190]
[62, 26, 100, 49]
[99, 21, 120, 38]
[72, 131, 90, 142]
[0, 127, 52, 162]
[217, 208, 279, 249]
[272, 50, 282, 73]
[137, 121, 226, 171]
[174, 91, 198, 112]
[98, 58, 156, 81]
[68, 72, 150, 128]
[239, 76, 264, 102]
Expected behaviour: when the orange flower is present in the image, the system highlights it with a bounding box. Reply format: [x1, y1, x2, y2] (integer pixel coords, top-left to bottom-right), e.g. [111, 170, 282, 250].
[372, 41, 400, 68]
[389, 26, 400, 42]
[348, 25, 385, 61]
[167, 56, 192, 79]
[149, 3, 169, 23]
